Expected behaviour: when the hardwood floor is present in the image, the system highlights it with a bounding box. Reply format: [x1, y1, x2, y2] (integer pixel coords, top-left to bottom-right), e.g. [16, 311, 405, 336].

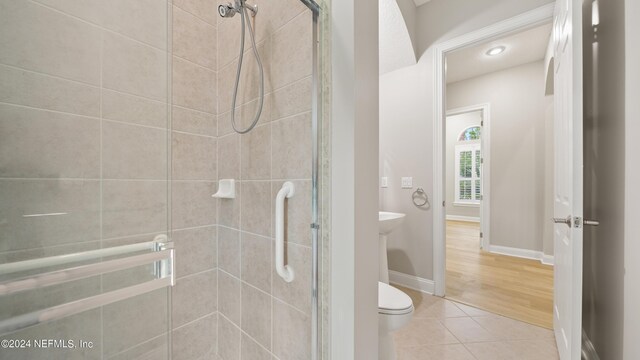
[445, 220, 554, 329]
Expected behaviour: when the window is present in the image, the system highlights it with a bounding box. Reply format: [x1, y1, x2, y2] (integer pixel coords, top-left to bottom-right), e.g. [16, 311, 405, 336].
[458, 126, 481, 141]
[454, 126, 482, 205]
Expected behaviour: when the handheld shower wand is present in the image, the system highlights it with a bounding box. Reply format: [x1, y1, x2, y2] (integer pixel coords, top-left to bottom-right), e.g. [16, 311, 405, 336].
[218, 0, 264, 134]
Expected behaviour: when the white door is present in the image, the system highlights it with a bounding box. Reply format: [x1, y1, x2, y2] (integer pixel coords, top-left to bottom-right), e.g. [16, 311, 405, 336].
[552, 0, 583, 359]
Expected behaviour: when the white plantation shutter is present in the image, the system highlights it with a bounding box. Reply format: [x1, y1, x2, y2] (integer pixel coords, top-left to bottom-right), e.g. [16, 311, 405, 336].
[455, 143, 481, 204]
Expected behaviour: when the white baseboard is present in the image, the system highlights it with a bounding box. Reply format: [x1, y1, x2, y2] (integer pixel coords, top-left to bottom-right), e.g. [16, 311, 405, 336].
[541, 254, 555, 266]
[446, 215, 480, 223]
[489, 245, 554, 266]
[388, 270, 435, 294]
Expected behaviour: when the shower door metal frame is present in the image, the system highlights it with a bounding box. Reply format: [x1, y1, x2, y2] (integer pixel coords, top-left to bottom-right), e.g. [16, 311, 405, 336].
[300, 1, 322, 360]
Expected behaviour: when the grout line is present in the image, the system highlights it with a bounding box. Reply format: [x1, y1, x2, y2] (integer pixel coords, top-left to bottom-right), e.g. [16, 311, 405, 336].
[173, 103, 217, 117]
[172, 310, 218, 331]
[216, 225, 313, 249]
[175, 267, 216, 281]
[102, 117, 169, 132]
[272, 296, 310, 318]
[171, 128, 217, 139]
[101, 230, 171, 243]
[0, 101, 101, 120]
[29, 0, 169, 53]
[172, 53, 218, 73]
[167, 1, 174, 354]
[271, 8, 312, 39]
[105, 332, 168, 359]
[0, 239, 101, 256]
[0, 178, 168, 182]
[460, 342, 481, 359]
[219, 312, 276, 357]
[237, 97, 244, 359]
[99, 27, 105, 360]
[0, 63, 101, 89]
[270, 109, 312, 123]
[171, 2, 217, 29]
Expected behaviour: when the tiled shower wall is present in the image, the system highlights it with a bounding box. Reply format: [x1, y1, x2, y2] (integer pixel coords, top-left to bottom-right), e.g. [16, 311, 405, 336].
[215, 0, 315, 358]
[170, 0, 219, 359]
[0, 0, 315, 359]
[0, 0, 174, 359]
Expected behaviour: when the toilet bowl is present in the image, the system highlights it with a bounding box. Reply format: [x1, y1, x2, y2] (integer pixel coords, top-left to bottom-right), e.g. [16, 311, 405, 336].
[378, 282, 414, 360]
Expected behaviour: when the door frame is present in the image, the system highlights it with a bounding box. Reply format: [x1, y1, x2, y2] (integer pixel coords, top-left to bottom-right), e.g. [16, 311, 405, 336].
[431, 3, 555, 297]
[446, 104, 491, 251]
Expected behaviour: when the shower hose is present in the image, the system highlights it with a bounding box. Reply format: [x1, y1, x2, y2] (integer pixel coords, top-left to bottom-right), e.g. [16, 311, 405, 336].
[229, 3, 264, 134]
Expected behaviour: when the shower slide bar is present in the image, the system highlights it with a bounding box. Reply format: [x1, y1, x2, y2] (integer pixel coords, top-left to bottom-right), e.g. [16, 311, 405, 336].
[0, 235, 174, 337]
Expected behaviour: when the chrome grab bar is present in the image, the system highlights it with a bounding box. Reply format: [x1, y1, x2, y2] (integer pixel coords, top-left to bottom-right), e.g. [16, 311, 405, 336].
[0, 234, 174, 337]
[275, 182, 295, 282]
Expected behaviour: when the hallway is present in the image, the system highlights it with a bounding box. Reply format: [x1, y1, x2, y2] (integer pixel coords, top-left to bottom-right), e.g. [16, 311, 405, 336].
[445, 221, 554, 328]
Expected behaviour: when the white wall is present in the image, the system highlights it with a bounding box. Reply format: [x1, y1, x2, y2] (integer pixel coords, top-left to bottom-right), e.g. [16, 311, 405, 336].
[445, 111, 481, 219]
[395, 0, 418, 56]
[379, 0, 555, 280]
[447, 61, 553, 253]
[415, 0, 554, 58]
[625, 0, 640, 357]
[379, 0, 416, 74]
[331, 0, 380, 358]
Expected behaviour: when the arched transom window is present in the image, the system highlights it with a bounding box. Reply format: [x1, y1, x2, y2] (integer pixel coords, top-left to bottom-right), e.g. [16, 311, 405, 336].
[458, 126, 481, 141]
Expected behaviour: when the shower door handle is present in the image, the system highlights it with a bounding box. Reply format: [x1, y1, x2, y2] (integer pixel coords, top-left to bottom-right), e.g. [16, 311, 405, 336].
[275, 182, 295, 283]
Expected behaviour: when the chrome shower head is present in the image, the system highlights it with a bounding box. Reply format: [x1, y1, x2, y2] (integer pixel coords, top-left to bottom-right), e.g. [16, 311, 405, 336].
[218, 3, 237, 18]
[218, 0, 258, 18]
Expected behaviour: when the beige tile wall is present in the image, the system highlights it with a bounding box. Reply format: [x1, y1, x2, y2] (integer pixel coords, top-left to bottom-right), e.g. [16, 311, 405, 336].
[0, 0, 317, 359]
[0, 0, 173, 359]
[170, 0, 220, 359]
[215, 1, 315, 359]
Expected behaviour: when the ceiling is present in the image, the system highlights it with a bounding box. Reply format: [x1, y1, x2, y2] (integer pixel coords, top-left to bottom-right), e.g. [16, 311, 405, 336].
[379, 0, 416, 74]
[446, 23, 552, 84]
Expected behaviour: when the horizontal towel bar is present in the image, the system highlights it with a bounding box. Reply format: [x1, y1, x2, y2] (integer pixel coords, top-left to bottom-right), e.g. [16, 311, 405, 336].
[0, 234, 175, 337]
[0, 249, 172, 297]
[0, 234, 168, 276]
[0, 277, 172, 337]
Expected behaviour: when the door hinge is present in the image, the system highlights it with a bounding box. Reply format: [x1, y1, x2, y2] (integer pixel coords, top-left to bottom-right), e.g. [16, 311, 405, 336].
[481, 158, 484, 164]
[481, 120, 484, 126]
[480, 232, 483, 238]
[442, 201, 446, 207]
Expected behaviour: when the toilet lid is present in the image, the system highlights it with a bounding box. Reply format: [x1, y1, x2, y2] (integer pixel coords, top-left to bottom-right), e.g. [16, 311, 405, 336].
[378, 282, 413, 315]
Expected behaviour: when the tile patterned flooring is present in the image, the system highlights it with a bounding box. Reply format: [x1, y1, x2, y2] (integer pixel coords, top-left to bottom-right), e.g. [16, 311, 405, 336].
[394, 286, 560, 360]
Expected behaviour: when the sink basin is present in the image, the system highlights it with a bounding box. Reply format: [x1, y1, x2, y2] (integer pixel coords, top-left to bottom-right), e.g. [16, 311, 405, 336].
[379, 211, 406, 235]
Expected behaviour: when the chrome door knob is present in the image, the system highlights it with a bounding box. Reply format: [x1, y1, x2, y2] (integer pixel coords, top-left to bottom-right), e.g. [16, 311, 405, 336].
[552, 216, 600, 227]
[552, 216, 572, 227]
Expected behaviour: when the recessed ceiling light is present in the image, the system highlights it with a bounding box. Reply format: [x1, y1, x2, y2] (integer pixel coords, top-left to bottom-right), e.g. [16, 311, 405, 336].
[486, 46, 506, 56]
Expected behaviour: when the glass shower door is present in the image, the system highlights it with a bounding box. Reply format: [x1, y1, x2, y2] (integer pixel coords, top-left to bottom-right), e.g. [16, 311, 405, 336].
[0, 0, 172, 359]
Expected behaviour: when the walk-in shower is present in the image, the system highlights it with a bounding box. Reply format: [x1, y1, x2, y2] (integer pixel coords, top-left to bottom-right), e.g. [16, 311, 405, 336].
[218, 0, 265, 134]
[0, 0, 325, 359]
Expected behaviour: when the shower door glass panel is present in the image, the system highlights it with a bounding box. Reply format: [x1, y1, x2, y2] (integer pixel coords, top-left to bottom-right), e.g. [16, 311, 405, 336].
[0, 0, 171, 359]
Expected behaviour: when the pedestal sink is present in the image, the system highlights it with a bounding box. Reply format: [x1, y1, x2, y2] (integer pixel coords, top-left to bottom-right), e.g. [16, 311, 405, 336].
[379, 211, 405, 283]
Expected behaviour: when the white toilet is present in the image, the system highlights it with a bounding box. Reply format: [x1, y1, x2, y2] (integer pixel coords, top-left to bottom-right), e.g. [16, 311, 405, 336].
[378, 281, 414, 360]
